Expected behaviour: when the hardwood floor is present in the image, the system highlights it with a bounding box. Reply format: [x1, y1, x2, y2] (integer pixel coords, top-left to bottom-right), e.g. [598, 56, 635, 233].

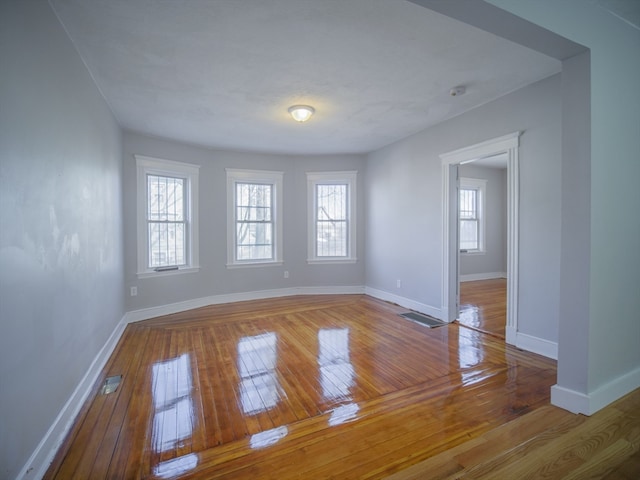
[459, 279, 506, 338]
[45, 294, 561, 479]
[386, 387, 640, 479]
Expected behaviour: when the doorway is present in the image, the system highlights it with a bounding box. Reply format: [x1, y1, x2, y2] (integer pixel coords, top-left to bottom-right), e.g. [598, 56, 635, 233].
[439, 132, 520, 346]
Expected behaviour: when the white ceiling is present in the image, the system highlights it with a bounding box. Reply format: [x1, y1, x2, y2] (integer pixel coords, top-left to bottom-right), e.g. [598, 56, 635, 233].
[50, 0, 561, 155]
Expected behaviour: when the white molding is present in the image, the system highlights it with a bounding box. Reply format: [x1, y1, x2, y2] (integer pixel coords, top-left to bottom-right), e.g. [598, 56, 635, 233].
[306, 171, 358, 263]
[365, 287, 444, 321]
[440, 132, 521, 346]
[460, 272, 507, 282]
[125, 286, 366, 323]
[226, 168, 284, 267]
[551, 366, 640, 415]
[18, 314, 129, 480]
[439, 132, 521, 165]
[135, 155, 200, 277]
[514, 332, 558, 360]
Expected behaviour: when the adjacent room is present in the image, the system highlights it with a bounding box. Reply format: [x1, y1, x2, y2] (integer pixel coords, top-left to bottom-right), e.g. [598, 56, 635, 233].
[1, 1, 639, 479]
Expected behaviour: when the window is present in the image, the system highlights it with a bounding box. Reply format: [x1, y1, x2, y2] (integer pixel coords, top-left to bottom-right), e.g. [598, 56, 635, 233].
[226, 169, 283, 267]
[459, 177, 486, 253]
[307, 171, 357, 263]
[136, 155, 199, 277]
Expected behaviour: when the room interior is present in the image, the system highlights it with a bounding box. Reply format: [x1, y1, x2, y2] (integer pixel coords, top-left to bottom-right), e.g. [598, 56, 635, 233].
[1, 0, 639, 478]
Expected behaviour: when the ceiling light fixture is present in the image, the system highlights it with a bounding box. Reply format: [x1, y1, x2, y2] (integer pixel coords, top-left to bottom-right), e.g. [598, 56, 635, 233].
[288, 105, 315, 122]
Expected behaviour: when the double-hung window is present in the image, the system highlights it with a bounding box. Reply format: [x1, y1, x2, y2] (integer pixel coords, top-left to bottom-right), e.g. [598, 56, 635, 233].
[307, 171, 357, 263]
[459, 177, 486, 253]
[226, 169, 283, 267]
[136, 155, 199, 277]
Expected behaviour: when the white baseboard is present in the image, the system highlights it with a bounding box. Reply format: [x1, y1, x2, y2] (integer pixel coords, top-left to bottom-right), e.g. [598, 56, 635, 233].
[19, 314, 129, 480]
[551, 366, 640, 415]
[125, 286, 366, 323]
[364, 287, 443, 321]
[515, 332, 558, 360]
[460, 271, 507, 282]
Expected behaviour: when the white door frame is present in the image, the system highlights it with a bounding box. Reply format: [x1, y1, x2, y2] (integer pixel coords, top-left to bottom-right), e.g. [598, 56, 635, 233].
[439, 132, 521, 346]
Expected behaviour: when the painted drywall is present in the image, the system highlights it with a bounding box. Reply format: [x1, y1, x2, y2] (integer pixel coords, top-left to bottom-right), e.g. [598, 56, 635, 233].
[123, 132, 367, 311]
[0, 2, 124, 479]
[458, 164, 507, 277]
[366, 73, 561, 343]
[487, 0, 640, 411]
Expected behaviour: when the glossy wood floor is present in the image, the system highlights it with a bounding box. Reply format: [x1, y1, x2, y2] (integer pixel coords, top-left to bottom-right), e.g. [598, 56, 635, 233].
[459, 279, 506, 338]
[45, 295, 558, 479]
[386, 387, 640, 479]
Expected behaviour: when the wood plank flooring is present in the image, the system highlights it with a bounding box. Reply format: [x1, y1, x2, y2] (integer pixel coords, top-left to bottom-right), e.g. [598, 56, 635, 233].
[385, 387, 640, 479]
[45, 294, 561, 479]
[459, 279, 506, 338]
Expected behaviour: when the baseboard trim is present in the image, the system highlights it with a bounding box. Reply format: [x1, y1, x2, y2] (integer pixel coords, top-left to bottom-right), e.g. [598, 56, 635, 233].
[460, 272, 507, 282]
[19, 314, 128, 480]
[551, 366, 640, 415]
[515, 332, 558, 360]
[364, 287, 443, 321]
[125, 286, 366, 323]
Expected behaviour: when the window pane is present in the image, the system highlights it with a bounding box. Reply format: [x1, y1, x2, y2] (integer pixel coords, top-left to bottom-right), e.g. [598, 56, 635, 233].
[148, 175, 184, 221]
[460, 219, 478, 250]
[459, 188, 477, 220]
[147, 174, 186, 268]
[236, 182, 274, 261]
[316, 184, 348, 257]
[148, 222, 185, 267]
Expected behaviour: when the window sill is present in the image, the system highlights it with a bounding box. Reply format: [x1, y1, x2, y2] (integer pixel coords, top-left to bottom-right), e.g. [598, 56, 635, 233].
[226, 261, 284, 269]
[137, 266, 200, 279]
[307, 258, 357, 265]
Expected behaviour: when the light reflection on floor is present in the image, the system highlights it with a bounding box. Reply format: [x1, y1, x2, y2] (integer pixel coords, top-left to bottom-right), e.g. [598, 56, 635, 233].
[152, 453, 198, 479]
[250, 426, 289, 449]
[151, 353, 194, 454]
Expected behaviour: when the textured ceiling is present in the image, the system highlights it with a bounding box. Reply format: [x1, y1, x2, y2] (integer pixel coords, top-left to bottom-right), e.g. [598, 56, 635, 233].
[50, 0, 561, 155]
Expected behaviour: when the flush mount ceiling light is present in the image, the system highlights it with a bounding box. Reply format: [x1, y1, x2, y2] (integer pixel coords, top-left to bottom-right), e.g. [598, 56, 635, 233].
[288, 105, 315, 122]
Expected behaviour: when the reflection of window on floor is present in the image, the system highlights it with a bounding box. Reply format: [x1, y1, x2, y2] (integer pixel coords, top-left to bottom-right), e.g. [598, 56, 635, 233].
[237, 332, 281, 415]
[249, 425, 289, 449]
[153, 453, 198, 479]
[151, 353, 194, 453]
[318, 328, 355, 401]
[328, 402, 360, 427]
[458, 327, 484, 371]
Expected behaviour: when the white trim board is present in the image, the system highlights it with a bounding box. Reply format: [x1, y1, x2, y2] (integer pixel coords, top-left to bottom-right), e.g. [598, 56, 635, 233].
[514, 332, 558, 360]
[551, 366, 640, 415]
[460, 272, 507, 282]
[18, 315, 129, 480]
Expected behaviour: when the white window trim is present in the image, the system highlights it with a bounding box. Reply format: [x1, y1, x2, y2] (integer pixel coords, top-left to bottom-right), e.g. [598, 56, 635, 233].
[226, 168, 284, 268]
[136, 155, 200, 278]
[459, 177, 487, 254]
[307, 171, 357, 264]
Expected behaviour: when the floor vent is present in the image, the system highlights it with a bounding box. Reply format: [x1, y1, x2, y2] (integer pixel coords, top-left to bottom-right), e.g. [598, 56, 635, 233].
[100, 375, 122, 395]
[399, 312, 447, 328]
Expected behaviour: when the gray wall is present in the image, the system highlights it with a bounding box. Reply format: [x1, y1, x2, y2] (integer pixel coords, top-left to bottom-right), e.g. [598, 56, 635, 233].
[458, 164, 507, 277]
[0, 2, 124, 479]
[123, 132, 367, 311]
[488, 0, 640, 410]
[366, 73, 561, 343]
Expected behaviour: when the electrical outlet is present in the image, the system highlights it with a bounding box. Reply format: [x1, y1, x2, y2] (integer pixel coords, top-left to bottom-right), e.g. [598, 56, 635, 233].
[130, 286, 137, 297]
[396, 279, 401, 288]
[284, 271, 289, 279]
